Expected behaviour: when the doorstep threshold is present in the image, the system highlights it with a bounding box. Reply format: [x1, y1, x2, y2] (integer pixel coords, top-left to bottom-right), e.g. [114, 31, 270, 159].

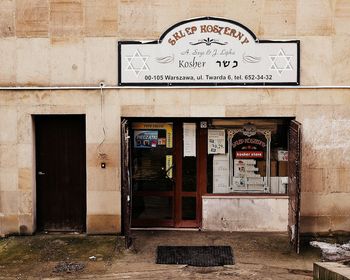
[131, 227, 200, 231]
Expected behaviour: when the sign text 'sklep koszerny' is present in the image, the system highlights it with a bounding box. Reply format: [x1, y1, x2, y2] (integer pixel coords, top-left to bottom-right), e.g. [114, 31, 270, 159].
[167, 24, 250, 46]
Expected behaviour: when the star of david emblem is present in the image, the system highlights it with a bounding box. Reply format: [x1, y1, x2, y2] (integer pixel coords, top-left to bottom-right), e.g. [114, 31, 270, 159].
[269, 49, 293, 75]
[125, 50, 150, 76]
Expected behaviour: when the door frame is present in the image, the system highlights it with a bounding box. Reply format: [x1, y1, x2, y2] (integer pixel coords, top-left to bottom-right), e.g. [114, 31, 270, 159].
[121, 119, 132, 247]
[174, 120, 205, 228]
[288, 120, 302, 253]
[35, 114, 87, 232]
[122, 117, 207, 229]
[130, 121, 176, 228]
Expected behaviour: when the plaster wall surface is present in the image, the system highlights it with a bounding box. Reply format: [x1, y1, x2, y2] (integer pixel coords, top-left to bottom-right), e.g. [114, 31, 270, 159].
[202, 196, 288, 231]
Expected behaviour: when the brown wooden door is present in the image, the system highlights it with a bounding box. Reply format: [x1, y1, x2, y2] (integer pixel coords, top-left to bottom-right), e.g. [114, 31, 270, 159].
[288, 120, 302, 253]
[36, 115, 86, 232]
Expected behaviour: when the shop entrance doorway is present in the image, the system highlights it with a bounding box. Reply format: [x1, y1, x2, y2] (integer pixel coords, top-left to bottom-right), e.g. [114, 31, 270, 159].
[121, 117, 301, 253]
[35, 115, 86, 232]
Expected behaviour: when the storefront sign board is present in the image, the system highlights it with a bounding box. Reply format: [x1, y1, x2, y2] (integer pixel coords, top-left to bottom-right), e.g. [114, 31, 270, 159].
[119, 17, 299, 86]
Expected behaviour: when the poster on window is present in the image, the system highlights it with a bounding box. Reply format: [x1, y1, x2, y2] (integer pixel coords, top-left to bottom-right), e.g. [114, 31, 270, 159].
[166, 155, 173, 178]
[208, 129, 225, 154]
[183, 123, 196, 157]
[134, 130, 158, 148]
[132, 122, 173, 148]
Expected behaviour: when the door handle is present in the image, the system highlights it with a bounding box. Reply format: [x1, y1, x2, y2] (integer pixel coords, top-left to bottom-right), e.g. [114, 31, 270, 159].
[38, 171, 46, 175]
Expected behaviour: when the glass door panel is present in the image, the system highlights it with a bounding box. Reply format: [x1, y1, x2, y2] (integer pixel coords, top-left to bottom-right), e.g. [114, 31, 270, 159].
[182, 156, 197, 192]
[181, 197, 196, 220]
[133, 196, 173, 220]
[131, 123, 175, 227]
[133, 147, 173, 192]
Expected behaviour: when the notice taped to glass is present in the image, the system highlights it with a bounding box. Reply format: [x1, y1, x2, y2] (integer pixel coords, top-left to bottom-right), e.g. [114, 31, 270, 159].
[119, 17, 299, 86]
[208, 129, 226, 154]
[183, 123, 196, 157]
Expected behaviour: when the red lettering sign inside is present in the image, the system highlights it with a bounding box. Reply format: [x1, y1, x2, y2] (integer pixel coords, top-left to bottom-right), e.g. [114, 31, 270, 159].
[236, 151, 263, 158]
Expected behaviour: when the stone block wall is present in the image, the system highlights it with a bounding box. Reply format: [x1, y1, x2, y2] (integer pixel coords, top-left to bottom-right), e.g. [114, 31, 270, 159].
[0, 90, 121, 236]
[0, 0, 349, 86]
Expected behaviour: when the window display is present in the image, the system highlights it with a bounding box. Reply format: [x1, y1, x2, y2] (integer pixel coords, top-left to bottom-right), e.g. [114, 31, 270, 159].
[207, 120, 289, 195]
[228, 126, 271, 193]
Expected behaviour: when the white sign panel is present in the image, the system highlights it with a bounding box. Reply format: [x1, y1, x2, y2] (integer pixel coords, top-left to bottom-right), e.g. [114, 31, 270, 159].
[119, 17, 300, 86]
[213, 154, 230, 193]
[208, 129, 226, 154]
[183, 123, 196, 157]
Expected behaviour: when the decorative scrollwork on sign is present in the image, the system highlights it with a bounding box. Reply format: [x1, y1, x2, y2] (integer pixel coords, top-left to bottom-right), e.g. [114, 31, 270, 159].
[190, 38, 228, 46]
[156, 54, 174, 64]
[258, 129, 271, 141]
[227, 129, 241, 139]
[242, 53, 261, 63]
[242, 123, 257, 137]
